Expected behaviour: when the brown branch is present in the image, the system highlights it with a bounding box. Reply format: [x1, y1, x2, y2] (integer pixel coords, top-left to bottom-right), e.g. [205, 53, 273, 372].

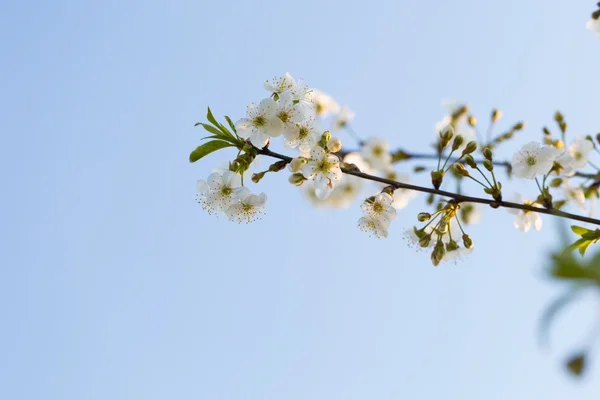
[255, 147, 600, 227]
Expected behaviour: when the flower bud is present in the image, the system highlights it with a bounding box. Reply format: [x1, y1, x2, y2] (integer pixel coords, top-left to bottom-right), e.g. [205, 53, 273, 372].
[268, 160, 288, 172]
[453, 163, 469, 177]
[431, 170, 445, 189]
[439, 125, 454, 141]
[554, 111, 564, 123]
[463, 155, 477, 168]
[289, 157, 306, 173]
[462, 141, 478, 155]
[438, 218, 449, 234]
[462, 234, 473, 249]
[252, 171, 266, 183]
[596, 133, 600, 146]
[327, 137, 343, 153]
[543, 126, 551, 136]
[418, 212, 431, 222]
[483, 159, 494, 171]
[491, 109, 502, 123]
[419, 234, 431, 248]
[512, 121, 525, 131]
[321, 131, 331, 144]
[483, 147, 493, 161]
[549, 178, 563, 188]
[559, 121, 567, 133]
[431, 242, 445, 266]
[468, 115, 477, 127]
[445, 240, 459, 252]
[288, 173, 306, 186]
[452, 135, 464, 151]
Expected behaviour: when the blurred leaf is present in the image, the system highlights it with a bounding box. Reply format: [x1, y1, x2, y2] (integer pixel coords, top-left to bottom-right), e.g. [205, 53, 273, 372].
[189, 140, 232, 163]
[538, 289, 582, 346]
[566, 353, 586, 377]
[571, 226, 592, 236]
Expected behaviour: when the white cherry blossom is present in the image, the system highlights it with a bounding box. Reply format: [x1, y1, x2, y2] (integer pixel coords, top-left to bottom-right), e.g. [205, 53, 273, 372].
[301, 146, 343, 199]
[567, 136, 594, 169]
[358, 215, 389, 238]
[441, 247, 472, 263]
[361, 137, 392, 171]
[551, 150, 576, 177]
[361, 193, 397, 225]
[507, 194, 542, 232]
[563, 181, 586, 212]
[236, 98, 284, 148]
[284, 118, 321, 152]
[264, 73, 295, 95]
[381, 169, 417, 209]
[511, 141, 557, 179]
[224, 188, 267, 223]
[311, 89, 340, 118]
[275, 91, 305, 139]
[331, 106, 355, 131]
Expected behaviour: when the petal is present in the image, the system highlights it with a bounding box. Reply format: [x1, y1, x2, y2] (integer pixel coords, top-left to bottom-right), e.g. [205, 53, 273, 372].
[258, 98, 277, 118]
[223, 170, 241, 187]
[263, 117, 284, 137]
[235, 118, 253, 139]
[207, 172, 223, 190]
[314, 179, 333, 199]
[196, 180, 209, 196]
[310, 146, 326, 161]
[250, 131, 270, 148]
[329, 166, 342, 181]
[302, 161, 318, 179]
[283, 124, 300, 141]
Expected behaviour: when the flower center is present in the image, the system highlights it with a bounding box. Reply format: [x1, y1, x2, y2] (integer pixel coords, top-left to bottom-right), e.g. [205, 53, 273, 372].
[317, 159, 332, 173]
[373, 146, 384, 157]
[298, 126, 309, 139]
[278, 111, 291, 123]
[526, 156, 537, 166]
[315, 103, 324, 114]
[574, 151, 583, 160]
[373, 203, 384, 213]
[221, 186, 233, 196]
[253, 115, 266, 127]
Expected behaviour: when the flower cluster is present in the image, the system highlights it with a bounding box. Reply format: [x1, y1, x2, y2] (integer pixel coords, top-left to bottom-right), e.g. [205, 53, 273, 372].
[197, 170, 267, 223]
[358, 192, 397, 238]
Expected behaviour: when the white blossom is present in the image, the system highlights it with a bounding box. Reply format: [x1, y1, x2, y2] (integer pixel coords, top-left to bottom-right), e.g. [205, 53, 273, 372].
[511, 141, 557, 179]
[284, 118, 321, 152]
[224, 188, 267, 223]
[551, 150, 576, 177]
[264, 73, 296, 95]
[275, 91, 305, 139]
[567, 136, 594, 169]
[331, 106, 355, 131]
[587, 17, 600, 37]
[563, 181, 587, 212]
[358, 215, 389, 238]
[361, 193, 397, 225]
[382, 169, 417, 209]
[301, 146, 342, 199]
[361, 137, 392, 171]
[196, 171, 245, 214]
[310, 89, 340, 118]
[507, 194, 542, 232]
[236, 98, 284, 148]
[327, 175, 363, 208]
[441, 247, 473, 263]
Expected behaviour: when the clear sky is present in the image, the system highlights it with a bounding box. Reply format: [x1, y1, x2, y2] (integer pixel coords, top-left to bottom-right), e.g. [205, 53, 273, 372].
[2, 0, 600, 399]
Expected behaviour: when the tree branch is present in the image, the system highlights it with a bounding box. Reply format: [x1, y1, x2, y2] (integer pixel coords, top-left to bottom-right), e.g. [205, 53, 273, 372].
[255, 147, 600, 227]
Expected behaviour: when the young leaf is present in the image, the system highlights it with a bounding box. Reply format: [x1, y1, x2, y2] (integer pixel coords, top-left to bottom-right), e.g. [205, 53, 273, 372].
[189, 140, 232, 163]
[224, 115, 237, 133]
[200, 123, 225, 137]
[206, 107, 219, 127]
[571, 225, 592, 236]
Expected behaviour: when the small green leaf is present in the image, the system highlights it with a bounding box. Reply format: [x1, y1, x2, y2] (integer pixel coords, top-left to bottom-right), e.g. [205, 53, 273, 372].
[194, 122, 202, 126]
[581, 231, 600, 241]
[579, 240, 593, 256]
[571, 226, 591, 236]
[224, 116, 237, 133]
[189, 140, 232, 163]
[199, 123, 224, 137]
[566, 353, 586, 376]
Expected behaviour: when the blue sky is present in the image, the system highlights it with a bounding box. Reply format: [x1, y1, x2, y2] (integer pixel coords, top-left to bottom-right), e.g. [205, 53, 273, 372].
[2, 0, 600, 399]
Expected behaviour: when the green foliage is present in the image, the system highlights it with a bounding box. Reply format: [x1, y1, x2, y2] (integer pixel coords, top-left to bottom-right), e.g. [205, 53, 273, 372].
[568, 225, 600, 256]
[190, 107, 244, 163]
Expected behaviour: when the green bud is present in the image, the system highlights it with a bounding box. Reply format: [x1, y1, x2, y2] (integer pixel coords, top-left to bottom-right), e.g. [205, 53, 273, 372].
[483, 159, 494, 171]
[251, 171, 267, 183]
[462, 234, 473, 249]
[468, 115, 477, 127]
[543, 126, 551, 136]
[549, 178, 563, 188]
[452, 135, 464, 151]
[437, 218, 449, 234]
[439, 126, 454, 141]
[431, 242, 445, 266]
[445, 240, 459, 252]
[559, 121, 567, 133]
[483, 147, 493, 161]
[419, 234, 431, 248]
[596, 133, 600, 146]
[431, 170, 445, 190]
[554, 111, 564, 123]
[288, 173, 306, 186]
[512, 121, 525, 131]
[463, 155, 477, 168]
[462, 141, 478, 155]
[321, 131, 331, 144]
[453, 163, 469, 177]
[418, 212, 431, 222]
[413, 166, 426, 173]
[491, 109, 502, 123]
[268, 160, 288, 172]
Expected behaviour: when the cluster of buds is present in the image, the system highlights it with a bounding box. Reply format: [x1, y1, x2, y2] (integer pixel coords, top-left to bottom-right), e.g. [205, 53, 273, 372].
[412, 201, 473, 266]
[431, 126, 478, 189]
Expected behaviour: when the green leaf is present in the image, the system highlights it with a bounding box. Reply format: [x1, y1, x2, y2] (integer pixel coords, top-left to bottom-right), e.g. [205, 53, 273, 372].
[581, 231, 600, 241]
[189, 140, 232, 163]
[538, 289, 581, 346]
[571, 225, 592, 236]
[194, 122, 202, 126]
[198, 123, 224, 137]
[579, 240, 593, 256]
[224, 115, 237, 133]
[566, 353, 586, 377]
[206, 107, 219, 127]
